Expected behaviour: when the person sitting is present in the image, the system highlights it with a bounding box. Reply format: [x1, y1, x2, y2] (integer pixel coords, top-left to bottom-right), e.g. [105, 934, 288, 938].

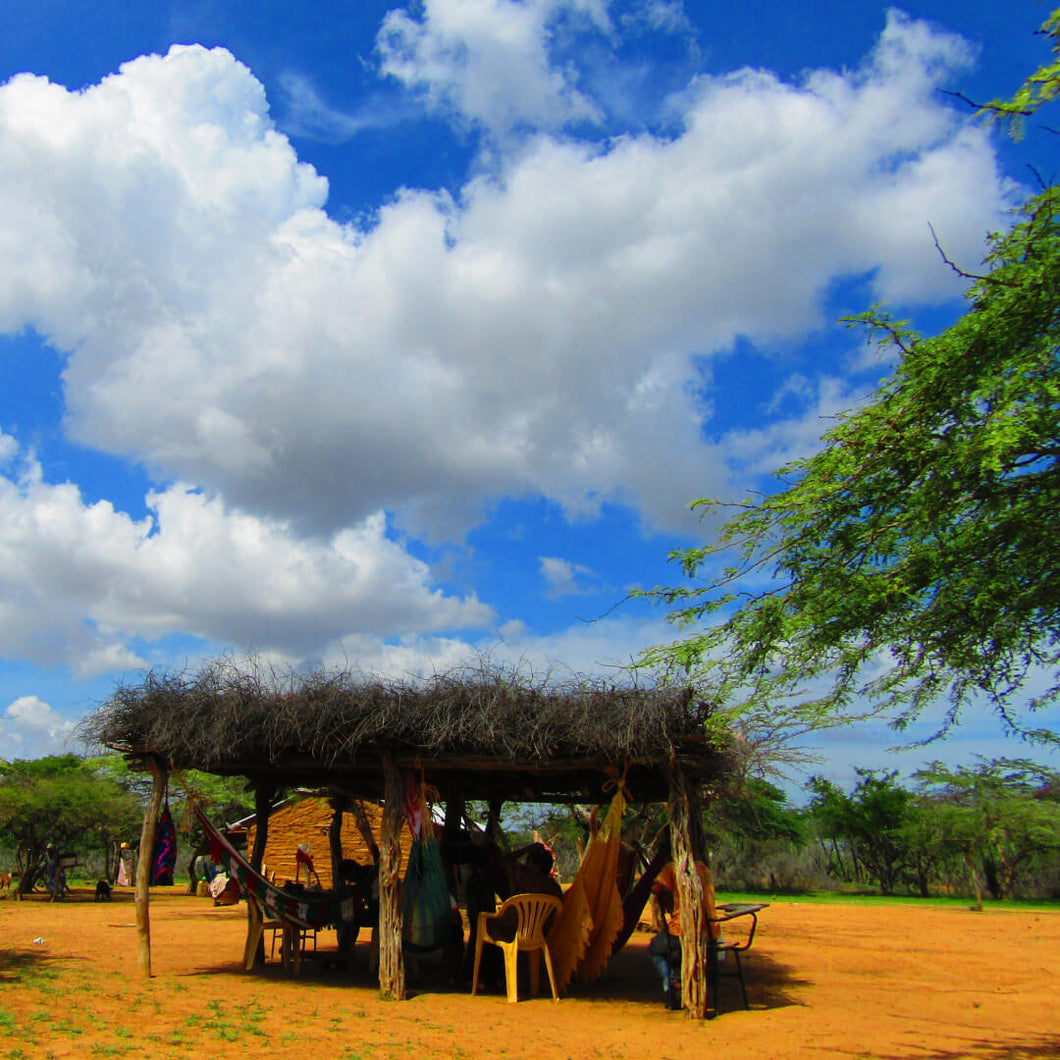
[506, 842, 563, 901]
[484, 842, 563, 942]
[648, 859, 720, 1010]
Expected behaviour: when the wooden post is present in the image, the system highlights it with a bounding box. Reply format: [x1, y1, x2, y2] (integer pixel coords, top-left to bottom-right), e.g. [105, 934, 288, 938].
[350, 799, 378, 855]
[249, 782, 273, 871]
[441, 787, 465, 896]
[135, 757, 168, 979]
[246, 782, 274, 969]
[668, 760, 708, 1019]
[328, 796, 347, 888]
[378, 751, 406, 1000]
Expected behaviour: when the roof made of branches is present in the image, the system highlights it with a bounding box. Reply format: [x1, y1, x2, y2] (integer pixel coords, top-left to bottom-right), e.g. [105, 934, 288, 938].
[80, 658, 734, 803]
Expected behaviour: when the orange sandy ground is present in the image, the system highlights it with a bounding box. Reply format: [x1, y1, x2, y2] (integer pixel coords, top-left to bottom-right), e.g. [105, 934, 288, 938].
[1, 888, 1058, 1060]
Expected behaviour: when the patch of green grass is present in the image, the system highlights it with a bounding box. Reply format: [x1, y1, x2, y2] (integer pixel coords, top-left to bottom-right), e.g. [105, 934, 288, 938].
[88, 1045, 133, 1057]
[717, 888, 1060, 911]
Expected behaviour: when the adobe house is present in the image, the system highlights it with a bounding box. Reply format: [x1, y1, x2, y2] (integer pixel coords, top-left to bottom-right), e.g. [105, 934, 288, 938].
[81, 659, 735, 1018]
[230, 795, 414, 889]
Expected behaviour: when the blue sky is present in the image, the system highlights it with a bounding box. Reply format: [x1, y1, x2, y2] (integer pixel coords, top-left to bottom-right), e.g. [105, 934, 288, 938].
[1, 0, 1057, 795]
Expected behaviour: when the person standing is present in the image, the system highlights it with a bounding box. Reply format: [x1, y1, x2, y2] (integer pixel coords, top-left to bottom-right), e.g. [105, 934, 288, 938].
[116, 843, 134, 887]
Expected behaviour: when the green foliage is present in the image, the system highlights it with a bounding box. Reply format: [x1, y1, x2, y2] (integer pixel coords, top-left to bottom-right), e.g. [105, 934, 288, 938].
[710, 778, 804, 845]
[0, 755, 142, 890]
[914, 757, 1060, 901]
[977, 7, 1060, 139]
[705, 778, 808, 891]
[807, 771, 917, 895]
[639, 17, 1060, 747]
[793, 760, 1060, 900]
[0, 755, 142, 849]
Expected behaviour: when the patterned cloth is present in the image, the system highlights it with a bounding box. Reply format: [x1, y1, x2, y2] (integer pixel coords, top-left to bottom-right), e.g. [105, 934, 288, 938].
[150, 803, 177, 886]
[193, 803, 359, 929]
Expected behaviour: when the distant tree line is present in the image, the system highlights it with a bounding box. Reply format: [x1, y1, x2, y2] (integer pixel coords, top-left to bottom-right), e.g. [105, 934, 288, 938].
[0, 754, 254, 895]
[3, 753, 1057, 903]
[703, 759, 1060, 904]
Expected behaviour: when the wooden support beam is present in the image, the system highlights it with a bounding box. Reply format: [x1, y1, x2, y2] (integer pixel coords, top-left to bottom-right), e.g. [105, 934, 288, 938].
[328, 797, 346, 889]
[378, 751, 406, 1000]
[249, 782, 274, 871]
[668, 760, 708, 1019]
[350, 799, 378, 855]
[135, 757, 168, 979]
[244, 782, 274, 970]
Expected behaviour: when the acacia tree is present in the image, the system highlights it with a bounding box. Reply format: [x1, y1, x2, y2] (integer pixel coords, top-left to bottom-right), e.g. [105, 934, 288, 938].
[806, 771, 916, 895]
[703, 778, 805, 890]
[914, 758, 1060, 905]
[639, 10, 1060, 747]
[0, 755, 141, 895]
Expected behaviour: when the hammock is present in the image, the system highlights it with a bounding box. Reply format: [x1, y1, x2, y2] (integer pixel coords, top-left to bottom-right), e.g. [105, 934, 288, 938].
[400, 769, 454, 951]
[192, 803, 359, 930]
[547, 777, 628, 992]
[402, 834, 453, 950]
[150, 801, 177, 886]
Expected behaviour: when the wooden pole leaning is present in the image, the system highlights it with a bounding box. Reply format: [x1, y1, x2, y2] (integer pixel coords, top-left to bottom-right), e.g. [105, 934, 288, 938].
[135, 756, 168, 979]
[244, 782, 274, 969]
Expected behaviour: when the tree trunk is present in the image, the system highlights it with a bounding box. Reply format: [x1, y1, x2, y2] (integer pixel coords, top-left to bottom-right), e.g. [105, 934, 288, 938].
[441, 787, 465, 897]
[983, 856, 1002, 900]
[378, 752, 406, 1001]
[965, 852, 984, 912]
[136, 758, 168, 978]
[669, 761, 708, 1019]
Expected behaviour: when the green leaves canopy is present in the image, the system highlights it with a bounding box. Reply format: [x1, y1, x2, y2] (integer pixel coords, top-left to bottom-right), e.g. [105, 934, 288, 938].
[640, 12, 1060, 746]
[0, 754, 142, 853]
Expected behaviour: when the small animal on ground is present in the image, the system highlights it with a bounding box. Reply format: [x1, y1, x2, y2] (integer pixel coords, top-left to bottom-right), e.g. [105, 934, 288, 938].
[94, 879, 112, 902]
[0, 872, 11, 896]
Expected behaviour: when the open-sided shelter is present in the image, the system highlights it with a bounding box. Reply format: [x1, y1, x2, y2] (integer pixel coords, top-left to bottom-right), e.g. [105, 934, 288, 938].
[80, 658, 736, 1017]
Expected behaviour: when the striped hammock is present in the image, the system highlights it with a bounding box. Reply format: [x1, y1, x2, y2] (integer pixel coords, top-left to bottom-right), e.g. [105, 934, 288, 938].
[192, 803, 359, 930]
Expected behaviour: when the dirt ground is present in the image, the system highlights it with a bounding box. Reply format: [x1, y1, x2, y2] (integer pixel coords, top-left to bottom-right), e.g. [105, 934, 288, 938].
[1, 888, 1058, 1060]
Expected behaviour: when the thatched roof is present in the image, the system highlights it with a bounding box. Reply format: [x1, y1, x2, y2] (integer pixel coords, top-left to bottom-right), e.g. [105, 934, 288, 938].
[80, 658, 734, 804]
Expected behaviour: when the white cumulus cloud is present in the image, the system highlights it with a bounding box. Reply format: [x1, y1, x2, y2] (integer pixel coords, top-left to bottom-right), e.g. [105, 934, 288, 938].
[0, 436, 491, 672]
[540, 555, 597, 598]
[377, 0, 609, 135]
[0, 15, 1017, 546]
[0, 695, 76, 759]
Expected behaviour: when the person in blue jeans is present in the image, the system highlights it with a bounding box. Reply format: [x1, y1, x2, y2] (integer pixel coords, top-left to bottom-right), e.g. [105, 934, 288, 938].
[648, 860, 719, 1009]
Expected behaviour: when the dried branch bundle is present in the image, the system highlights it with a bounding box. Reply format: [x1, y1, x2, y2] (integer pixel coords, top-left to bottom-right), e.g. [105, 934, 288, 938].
[80, 657, 729, 781]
